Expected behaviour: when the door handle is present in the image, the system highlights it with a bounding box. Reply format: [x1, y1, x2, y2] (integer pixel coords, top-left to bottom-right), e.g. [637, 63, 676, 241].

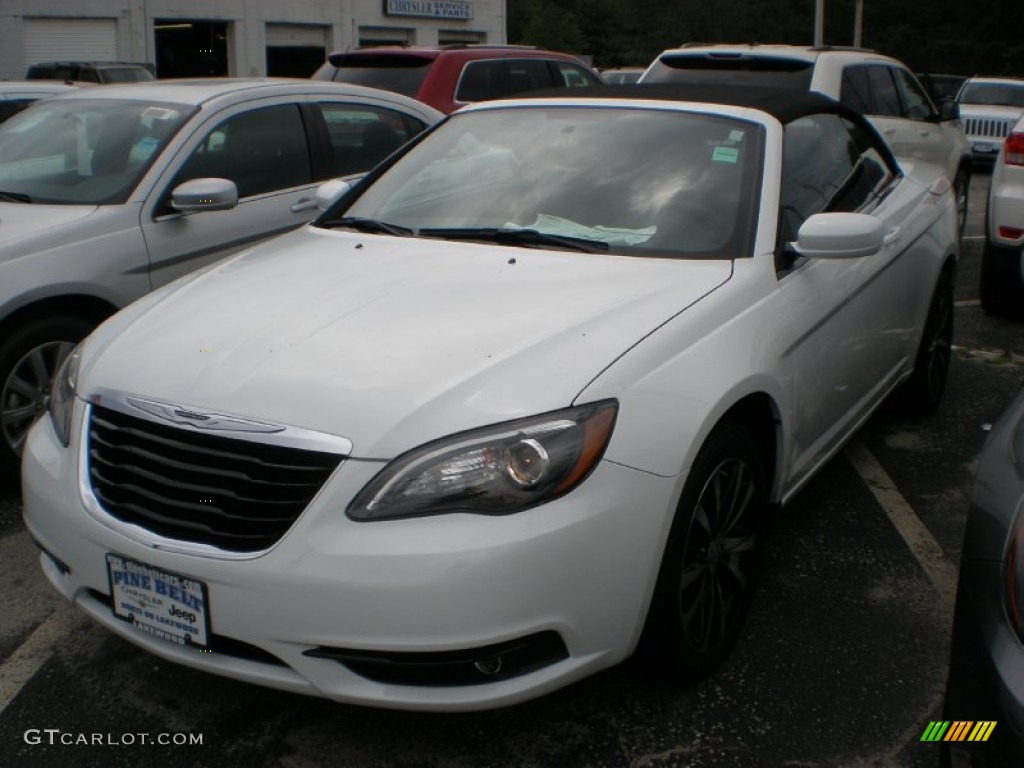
[882, 128, 897, 136]
[883, 228, 901, 247]
[290, 197, 316, 213]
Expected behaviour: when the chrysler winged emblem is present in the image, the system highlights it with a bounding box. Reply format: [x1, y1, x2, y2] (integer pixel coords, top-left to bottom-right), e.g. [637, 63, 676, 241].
[126, 397, 286, 434]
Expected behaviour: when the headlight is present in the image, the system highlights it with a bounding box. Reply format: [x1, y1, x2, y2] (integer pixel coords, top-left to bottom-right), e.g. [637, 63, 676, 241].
[348, 400, 618, 521]
[49, 345, 82, 447]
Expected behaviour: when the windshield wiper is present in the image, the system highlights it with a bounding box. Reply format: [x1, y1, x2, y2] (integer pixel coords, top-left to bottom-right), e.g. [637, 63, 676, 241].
[317, 216, 412, 236]
[0, 190, 31, 204]
[418, 227, 610, 253]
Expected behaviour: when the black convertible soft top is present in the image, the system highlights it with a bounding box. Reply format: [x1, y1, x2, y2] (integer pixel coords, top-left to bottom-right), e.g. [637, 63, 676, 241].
[514, 83, 852, 124]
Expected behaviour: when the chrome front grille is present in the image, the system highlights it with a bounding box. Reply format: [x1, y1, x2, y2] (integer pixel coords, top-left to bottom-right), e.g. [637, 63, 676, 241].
[87, 405, 344, 552]
[964, 117, 1014, 139]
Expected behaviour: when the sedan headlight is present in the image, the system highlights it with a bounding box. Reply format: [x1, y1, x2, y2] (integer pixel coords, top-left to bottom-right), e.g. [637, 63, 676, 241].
[49, 345, 82, 447]
[348, 400, 618, 521]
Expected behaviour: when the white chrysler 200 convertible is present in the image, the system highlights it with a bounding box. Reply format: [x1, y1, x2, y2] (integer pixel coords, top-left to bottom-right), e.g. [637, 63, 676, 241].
[22, 85, 959, 711]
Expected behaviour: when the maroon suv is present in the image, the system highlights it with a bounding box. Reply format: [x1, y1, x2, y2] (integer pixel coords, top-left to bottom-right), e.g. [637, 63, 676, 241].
[313, 45, 603, 114]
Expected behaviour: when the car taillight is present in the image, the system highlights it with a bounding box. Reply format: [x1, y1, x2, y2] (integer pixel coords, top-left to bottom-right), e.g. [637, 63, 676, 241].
[1005, 132, 1024, 166]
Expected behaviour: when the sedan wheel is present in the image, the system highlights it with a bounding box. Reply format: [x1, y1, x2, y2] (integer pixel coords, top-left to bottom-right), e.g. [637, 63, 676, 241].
[895, 269, 954, 416]
[0, 316, 91, 482]
[639, 421, 766, 684]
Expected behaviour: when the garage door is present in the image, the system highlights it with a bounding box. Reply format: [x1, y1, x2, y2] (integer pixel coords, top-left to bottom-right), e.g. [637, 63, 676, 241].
[23, 18, 117, 69]
[265, 23, 327, 78]
[265, 24, 327, 48]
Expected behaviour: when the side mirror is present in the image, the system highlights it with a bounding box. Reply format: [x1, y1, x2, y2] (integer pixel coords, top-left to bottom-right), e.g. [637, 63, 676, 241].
[315, 178, 354, 211]
[939, 98, 960, 122]
[170, 178, 238, 213]
[791, 213, 884, 259]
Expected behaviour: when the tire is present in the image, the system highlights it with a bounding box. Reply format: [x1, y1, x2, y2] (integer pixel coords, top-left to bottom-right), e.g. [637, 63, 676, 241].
[953, 166, 969, 241]
[638, 420, 767, 686]
[979, 240, 1024, 320]
[0, 315, 92, 484]
[895, 269, 954, 417]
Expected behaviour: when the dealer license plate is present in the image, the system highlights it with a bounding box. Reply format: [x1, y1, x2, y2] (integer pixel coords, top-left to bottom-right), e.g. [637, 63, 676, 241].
[106, 554, 210, 647]
[973, 142, 998, 154]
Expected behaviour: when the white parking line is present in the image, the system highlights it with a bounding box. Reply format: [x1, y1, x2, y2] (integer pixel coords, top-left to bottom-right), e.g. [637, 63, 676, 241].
[0, 606, 85, 716]
[844, 438, 957, 611]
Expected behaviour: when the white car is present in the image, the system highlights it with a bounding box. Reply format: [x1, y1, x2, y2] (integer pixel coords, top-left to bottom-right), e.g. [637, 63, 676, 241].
[0, 79, 442, 481]
[641, 45, 972, 234]
[981, 114, 1024, 317]
[956, 77, 1024, 163]
[22, 85, 959, 711]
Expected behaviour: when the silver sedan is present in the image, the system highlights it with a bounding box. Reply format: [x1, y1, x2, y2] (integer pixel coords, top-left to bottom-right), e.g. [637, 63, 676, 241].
[0, 78, 442, 481]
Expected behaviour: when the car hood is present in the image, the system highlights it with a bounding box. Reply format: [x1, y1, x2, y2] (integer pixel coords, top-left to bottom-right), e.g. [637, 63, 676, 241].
[0, 202, 99, 258]
[81, 227, 732, 458]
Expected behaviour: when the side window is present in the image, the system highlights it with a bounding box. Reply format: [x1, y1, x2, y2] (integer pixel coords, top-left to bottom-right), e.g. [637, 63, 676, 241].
[175, 104, 312, 199]
[865, 65, 901, 117]
[553, 62, 601, 88]
[503, 60, 556, 97]
[780, 113, 891, 245]
[892, 67, 936, 121]
[455, 60, 504, 103]
[318, 103, 424, 176]
[840, 66, 872, 113]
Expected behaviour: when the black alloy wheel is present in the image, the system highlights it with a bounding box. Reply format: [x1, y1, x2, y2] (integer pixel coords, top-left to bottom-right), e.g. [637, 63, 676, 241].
[896, 269, 954, 416]
[639, 420, 766, 684]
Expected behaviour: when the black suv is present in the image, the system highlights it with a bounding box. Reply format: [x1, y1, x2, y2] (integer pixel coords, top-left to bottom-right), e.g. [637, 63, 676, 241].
[25, 61, 155, 84]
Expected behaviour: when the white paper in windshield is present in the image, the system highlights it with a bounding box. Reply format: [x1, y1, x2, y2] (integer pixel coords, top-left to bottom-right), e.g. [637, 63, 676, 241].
[505, 214, 656, 246]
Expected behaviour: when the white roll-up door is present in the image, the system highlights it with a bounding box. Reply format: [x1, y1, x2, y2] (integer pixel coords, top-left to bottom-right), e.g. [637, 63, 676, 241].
[23, 18, 118, 67]
[265, 24, 327, 48]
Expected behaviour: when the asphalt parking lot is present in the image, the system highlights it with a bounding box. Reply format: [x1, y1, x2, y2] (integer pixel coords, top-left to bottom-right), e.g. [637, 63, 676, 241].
[0, 171, 1021, 768]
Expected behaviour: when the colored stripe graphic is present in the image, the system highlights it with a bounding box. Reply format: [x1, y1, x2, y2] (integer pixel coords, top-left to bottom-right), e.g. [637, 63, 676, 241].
[921, 721, 950, 742]
[923, 721, 998, 742]
[944, 722, 973, 741]
[967, 722, 997, 742]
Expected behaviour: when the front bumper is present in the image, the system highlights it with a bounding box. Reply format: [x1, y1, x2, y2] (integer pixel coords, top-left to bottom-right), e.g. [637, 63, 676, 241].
[22, 412, 679, 711]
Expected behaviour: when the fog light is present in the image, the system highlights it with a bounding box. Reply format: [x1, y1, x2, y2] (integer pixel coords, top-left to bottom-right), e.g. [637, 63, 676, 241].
[504, 439, 549, 487]
[474, 656, 504, 676]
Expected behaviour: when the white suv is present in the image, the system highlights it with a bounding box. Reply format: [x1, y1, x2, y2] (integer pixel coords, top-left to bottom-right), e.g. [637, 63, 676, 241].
[956, 77, 1024, 163]
[642, 45, 971, 233]
[981, 114, 1024, 317]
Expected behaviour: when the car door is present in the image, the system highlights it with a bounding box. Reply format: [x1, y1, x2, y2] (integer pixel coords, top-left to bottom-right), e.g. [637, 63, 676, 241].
[841, 64, 906, 150]
[776, 112, 932, 486]
[140, 99, 318, 289]
[889, 65, 964, 175]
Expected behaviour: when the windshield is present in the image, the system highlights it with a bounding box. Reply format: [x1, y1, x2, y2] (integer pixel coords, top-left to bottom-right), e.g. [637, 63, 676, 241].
[643, 55, 814, 90]
[0, 98, 191, 204]
[959, 82, 1024, 108]
[100, 67, 155, 83]
[331, 106, 763, 259]
[324, 54, 434, 98]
